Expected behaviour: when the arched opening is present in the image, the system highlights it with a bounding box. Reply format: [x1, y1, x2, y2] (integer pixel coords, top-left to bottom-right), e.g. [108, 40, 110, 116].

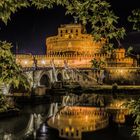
[10, 83, 29, 94]
[40, 74, 50, 87]
[57, 73, 63, 81]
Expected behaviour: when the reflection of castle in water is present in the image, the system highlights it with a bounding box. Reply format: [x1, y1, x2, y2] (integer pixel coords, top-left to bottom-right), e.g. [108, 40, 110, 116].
[47, 95, 129, 140]
[0, 95, 131, 140]
[48, 106, 108, 139]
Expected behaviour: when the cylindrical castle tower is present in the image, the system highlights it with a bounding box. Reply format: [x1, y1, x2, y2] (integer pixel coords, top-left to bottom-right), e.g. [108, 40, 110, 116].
[46, 24, 103, 57]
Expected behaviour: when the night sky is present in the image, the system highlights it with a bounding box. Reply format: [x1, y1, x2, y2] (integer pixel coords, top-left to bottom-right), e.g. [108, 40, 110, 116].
[0, 0, 140, 55]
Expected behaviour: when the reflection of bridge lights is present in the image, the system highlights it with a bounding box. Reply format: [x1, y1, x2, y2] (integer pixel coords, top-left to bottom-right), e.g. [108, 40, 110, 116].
[119, 69, 124, 74]
[120, 70, 123, 73]
[41, 124, 47, 133]
[57, 114, 60, 120]
[85, 115, 88, 121]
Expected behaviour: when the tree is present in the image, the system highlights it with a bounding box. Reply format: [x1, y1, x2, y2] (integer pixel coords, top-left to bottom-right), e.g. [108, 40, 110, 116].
[126, 46, 133, 56]
[90, 58, 105, 84]
[0, 92, 7, 112]
[0, 0, 29, 24]
[128, 9, 140, 31]
[0, 41, 30, 110]
[126, 8, 140, 139]
[127, 99, 140, 140]
[0, 41, 29, 90]
[91, 58, 105, 70]
[65, 0, 125, 52]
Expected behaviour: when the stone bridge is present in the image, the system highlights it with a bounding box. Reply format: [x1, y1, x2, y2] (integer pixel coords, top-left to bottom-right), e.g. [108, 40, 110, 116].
[1, 66, 100, 95]
[23, 67, 98, 89]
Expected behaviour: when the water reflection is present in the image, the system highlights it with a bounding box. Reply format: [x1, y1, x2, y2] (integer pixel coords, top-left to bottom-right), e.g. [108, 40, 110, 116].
[0, 94, 138, 140]
[0, 104, 48, 140]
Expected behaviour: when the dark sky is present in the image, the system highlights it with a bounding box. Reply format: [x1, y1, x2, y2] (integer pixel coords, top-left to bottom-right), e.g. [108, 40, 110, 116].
[0, 0, 140, 54]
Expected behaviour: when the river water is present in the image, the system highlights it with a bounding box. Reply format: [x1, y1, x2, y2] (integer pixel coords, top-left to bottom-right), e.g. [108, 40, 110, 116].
[0, 99, 138, 140]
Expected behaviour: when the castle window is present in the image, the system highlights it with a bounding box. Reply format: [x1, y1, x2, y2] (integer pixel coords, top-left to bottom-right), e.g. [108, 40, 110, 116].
[66, 30, 68, 33]
[76, 29, 78, 35]
[71, 29, 73, 33]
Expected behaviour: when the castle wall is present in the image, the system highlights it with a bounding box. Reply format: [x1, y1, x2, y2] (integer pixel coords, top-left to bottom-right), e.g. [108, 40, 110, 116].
[104, 67, 140, 85]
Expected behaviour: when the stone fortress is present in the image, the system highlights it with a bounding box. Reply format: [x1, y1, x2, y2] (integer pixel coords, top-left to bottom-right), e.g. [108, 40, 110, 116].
[16, 24, 140, 85]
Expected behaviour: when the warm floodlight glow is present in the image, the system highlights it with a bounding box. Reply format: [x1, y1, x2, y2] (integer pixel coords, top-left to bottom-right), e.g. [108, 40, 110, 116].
[24, 60, 28, 65]
[120, 70, 123, 73]
[41, 60, 46, 65]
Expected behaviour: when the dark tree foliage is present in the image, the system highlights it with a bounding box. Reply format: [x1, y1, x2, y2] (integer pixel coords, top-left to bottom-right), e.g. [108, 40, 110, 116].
[128, 9, 140, 31]
[0, 41, 29, 89]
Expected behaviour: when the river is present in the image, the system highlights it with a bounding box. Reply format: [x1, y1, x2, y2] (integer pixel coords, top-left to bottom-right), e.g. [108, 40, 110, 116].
[0, 97, 138, 140]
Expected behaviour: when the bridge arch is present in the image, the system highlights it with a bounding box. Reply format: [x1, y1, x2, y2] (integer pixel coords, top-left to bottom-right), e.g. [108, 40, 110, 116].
[57, 73, 63, 81]
[39, 74, 51, 88]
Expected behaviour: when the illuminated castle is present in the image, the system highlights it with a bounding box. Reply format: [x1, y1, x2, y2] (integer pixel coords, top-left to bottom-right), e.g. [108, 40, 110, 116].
[16, 24, 136, 68]
[46, 24, 103, 56]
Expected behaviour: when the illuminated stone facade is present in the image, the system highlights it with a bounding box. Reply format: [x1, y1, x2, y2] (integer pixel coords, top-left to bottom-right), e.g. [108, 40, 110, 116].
[46, 24, 103, 56]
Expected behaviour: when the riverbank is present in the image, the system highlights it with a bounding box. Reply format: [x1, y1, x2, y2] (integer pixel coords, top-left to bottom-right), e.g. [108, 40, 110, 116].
[83, 85, 140, 94]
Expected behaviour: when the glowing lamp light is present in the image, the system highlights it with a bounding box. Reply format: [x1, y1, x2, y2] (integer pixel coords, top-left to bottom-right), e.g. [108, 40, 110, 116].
[24, 60, 28, 65]
[41, 60, 46, 65]
[85, 115, 88, 121]
[65, 127, 69, 132]
[120, 70, 123, 74]
[71, 128, 74, 132]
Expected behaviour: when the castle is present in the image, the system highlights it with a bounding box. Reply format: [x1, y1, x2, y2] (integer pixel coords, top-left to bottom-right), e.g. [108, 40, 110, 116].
[16, 24, 136, 68]
[16, 24, 140, 85]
